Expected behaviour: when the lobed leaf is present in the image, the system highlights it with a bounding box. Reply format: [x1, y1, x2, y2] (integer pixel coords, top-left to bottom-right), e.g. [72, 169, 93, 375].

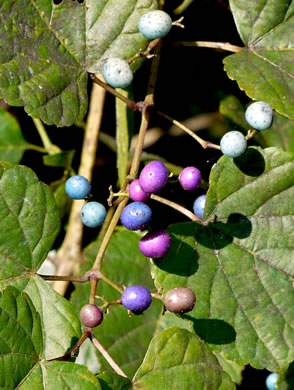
[224, 0, 294, 119]
[0, 0, 158, 126]
[151, 147, 294, 372]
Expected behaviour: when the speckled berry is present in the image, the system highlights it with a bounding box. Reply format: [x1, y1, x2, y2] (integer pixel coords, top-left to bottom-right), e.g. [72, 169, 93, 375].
[129, 179, 150, 202]
[139, 160, 168, 193]
[193, 194, 206, 219]
[80, 304, 104, 328]
[121, 285, 152, 314]
[138, 10, 172, 40]
[139, 231, 171, 258]
[65, 175, 91, 199]
[179, 166, 201, 191]
[102, 57, 133, 89]
[220, 131, 247, 158]
[120, 202, 152, 230]
[80, 201, 107, 228]
[245, 101, 273, 131]
[163, 288, 196, 314]
[265, 372, 279, 390]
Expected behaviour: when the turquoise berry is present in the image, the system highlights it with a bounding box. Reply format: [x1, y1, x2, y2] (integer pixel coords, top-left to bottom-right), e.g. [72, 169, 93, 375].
[138, 10, 172, 40]
[102, 57, 133, 89]
[80, 201, 106, 228]
[65, 175, 91, 199]
[193, 194, 206, 219]
[265, 372, 279, 390]
[245, 101, 273, 131]
[220, 131, 247, 158]
[120, 202, 152, 231]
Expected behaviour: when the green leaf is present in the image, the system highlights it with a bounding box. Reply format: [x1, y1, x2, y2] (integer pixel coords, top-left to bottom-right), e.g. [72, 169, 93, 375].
[18, 361, 101, 389]
[116, 90, 134, 188]
[71, 230, 163, 378]
[133, 327, 235, 390]
[220, 95, 294, 152]
[0, 0, 158, 126]
[278, 362, 294, 389]
[43, 150, 75, 168]
[0, 108, 27, 163]
[151, 147, 294, 372]
[224, 0, 294, 119]
[214, 352, 244, 385]
[0, 286, 43, 389]
[97, 372, 132, 390]
[0, 163, 60, 282]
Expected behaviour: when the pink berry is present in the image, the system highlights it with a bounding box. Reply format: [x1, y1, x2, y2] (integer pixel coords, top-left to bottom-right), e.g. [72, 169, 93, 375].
[179, 166, 201, 191]
[139, 231, 171, 258]
[139, 161, 168, 193]
[79, 304, 104, 328]
[129, 179, 150, 202]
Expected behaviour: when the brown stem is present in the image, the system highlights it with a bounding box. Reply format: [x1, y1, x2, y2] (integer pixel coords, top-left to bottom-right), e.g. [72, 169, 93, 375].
[91, 333, 128, 378]
[38, 274, 89, 282]
[150, 194, 201, 221]
[52, 329, 91, 361]
[89, 277, 99, 304]
[172, 41, 243, 52]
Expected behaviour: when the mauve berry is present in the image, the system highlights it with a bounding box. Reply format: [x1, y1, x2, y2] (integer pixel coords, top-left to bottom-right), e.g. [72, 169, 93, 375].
[121, 285, 152, 314]
[129, 179, 150, 202]
[139, 231, 171, 258]
[120, 202, 152, 230]
[179, 166, 201, 191]
[80, 304, 104, 328]
[163, 288, 196, 314]
[139, 160, 168, 193]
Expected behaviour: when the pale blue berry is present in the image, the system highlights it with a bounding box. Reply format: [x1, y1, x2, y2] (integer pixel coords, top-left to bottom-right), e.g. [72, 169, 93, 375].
[65, 175, 91, 199]
[245, 101, 273, 131]
[193, 194, 206, 219]
[265, 372, 279, 390]
[138, 10, 172, 40]
[102, 57, 133, 89]
[80, 201, 107, 228]
[220, 131, 247, 158]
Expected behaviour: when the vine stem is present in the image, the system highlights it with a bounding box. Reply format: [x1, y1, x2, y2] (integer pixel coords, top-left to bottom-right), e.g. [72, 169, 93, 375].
[90, 43, 162, 273]
[150, 194, 201, 221]
[32, 118, 61, 155]
[38, 274, 89, 282]
[53, 79, 106, 296]
[172, 41, 243, 52]
[91, 334, 128, 378]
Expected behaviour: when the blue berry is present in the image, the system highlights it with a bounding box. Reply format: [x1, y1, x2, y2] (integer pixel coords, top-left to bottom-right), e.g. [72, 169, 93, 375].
[120, 202, 152, 231]
[121, 285, 152, 314]
[80, 201, 107, 228]
[220, 131, 247, 158]
[65, 175, 91, 199]
[139, 160, 168, 193]
[138, 10, 172, 40]
[265, 372, 279, 390]
[245, 101, 273, 131]
[102, 57, 133, 89]
[193, 194, 206, 219]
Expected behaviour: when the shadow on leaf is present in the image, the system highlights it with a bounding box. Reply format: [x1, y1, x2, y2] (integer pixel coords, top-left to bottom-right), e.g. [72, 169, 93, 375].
[233, 148, 266, 177]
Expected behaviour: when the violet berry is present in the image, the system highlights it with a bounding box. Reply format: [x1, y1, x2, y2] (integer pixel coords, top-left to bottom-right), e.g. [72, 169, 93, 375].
[139, 231, 171, 258]
[121, 285, 152, 314]
[179, 166, 201, 191]
[129, 179, 150, 202]
[120, 202, 152, 230]
[139, 160, 169, 193]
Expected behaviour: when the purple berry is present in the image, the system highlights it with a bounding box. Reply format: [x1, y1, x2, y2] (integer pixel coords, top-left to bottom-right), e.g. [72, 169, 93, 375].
[120, 202, 152, 230]
[163, 288, 196, 314]
[179, 166, 201, 191]
[79, 304, 104, 328]
[121, 285, 152, 314]
[139, 160, 168, 193]
[139, 231, 171, 258]
[129, 179, 150, 202]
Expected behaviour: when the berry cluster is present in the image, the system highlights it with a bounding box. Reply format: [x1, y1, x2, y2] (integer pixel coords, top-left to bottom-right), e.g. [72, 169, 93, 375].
[65, 175, 107, 228]
[118, 160, 202, 314]
[220, 101, 273, 158]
